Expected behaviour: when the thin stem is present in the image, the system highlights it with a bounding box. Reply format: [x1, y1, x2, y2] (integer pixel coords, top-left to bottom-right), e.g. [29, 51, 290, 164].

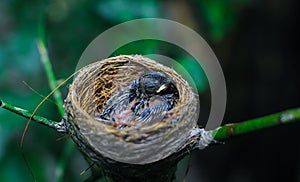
[36, 27, 75, 182]
[0, 99, 63, 131]
[36, 35, 64, 116]
[211, 107, 300, 141]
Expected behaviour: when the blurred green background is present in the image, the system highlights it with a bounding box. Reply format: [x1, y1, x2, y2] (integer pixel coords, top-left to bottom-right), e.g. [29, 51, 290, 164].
[0, 0, 299, 182]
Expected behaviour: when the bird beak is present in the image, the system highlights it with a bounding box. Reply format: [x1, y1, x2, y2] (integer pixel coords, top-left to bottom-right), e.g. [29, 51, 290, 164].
[156, 84, 167, 93]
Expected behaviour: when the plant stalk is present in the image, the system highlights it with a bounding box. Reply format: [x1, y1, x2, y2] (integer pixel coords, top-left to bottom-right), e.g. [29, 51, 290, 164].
[212, 108, 300, 141]
[0, 99, 64, 131]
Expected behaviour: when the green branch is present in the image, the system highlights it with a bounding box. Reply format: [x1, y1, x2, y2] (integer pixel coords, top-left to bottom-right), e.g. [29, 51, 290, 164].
[0, 99, 64, 131]
[36, 27, 74, 182]
[212, 107, 300, 141]
[37, 31, 64, 116]
[2, 95, 299, 144]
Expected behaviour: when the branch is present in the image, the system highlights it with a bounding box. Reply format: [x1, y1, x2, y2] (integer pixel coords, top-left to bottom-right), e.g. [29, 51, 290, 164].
[211, 107, 300, 141]
[36, 27, 73, 182]
[0, 98, 64, 132]
[36, 32, 64, 116]
[2, 95, 299, 143]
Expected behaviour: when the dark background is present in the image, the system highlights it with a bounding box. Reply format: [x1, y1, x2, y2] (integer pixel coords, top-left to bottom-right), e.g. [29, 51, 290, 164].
[0, 0, 299, 181]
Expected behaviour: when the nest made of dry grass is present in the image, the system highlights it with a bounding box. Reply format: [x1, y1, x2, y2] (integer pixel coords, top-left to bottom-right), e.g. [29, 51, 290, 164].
[64, 55, 199, 164]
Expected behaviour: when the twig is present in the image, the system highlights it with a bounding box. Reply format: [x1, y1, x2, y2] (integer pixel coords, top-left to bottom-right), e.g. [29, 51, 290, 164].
[2, 95, 299, 147]
[211, 107, 300, 141]
[36, 28, 75, 182]
[2, 94, 300, 143]
[0, 99, 64, 131]
[36, 34, 64, 116]
[22, 81, 62, 108]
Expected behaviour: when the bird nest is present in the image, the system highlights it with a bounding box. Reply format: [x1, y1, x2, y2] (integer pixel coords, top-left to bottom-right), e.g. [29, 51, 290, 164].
[63, 55, 199, 164]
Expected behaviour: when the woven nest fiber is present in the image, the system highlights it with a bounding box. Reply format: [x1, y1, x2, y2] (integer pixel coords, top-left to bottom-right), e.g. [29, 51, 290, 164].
[63, 55, 199, 164]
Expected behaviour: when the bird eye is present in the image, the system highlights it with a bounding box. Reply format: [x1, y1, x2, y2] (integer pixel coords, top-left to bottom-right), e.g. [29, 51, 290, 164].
[147, 85, 155, 89]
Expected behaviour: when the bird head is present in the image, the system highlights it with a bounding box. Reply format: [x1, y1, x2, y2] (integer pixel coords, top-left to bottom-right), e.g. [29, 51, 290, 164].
[139, 71, 179, 99]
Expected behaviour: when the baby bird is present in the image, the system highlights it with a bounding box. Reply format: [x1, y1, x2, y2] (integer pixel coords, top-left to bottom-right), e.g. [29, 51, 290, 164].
[98, 71, 179, 127]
